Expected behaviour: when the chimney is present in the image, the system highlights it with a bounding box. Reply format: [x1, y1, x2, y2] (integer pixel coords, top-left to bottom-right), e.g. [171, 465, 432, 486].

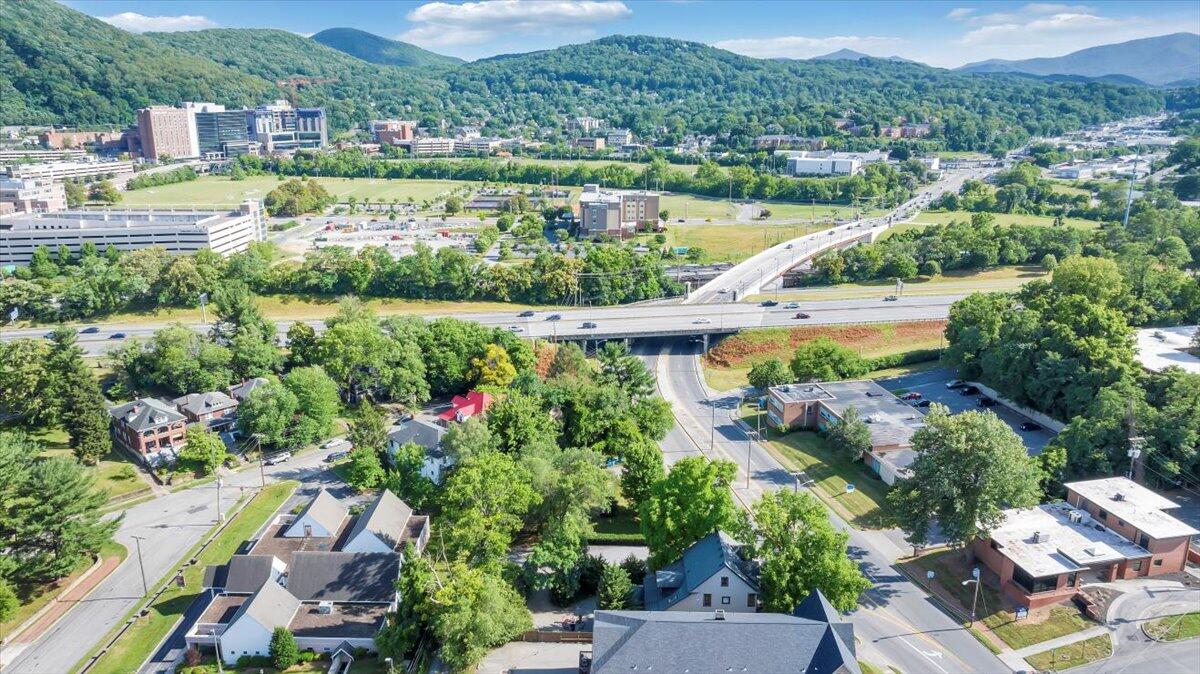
[714, 609, 726, 621]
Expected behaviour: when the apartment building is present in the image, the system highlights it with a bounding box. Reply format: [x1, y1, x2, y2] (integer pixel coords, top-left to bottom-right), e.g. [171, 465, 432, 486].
[572, 137, 606, 151]
[6, 160, 135, 183]
[0, 200, 266, 265]
[975, 477, 1198, 610]
[567, 116, 604, 134]
[605, 129, 634, 146]
[578, 184, 660, 237]
[0, 178, 67, 214]
[370, 119, 415, 145]
[109, 398, 188, 465]
[137, 106, 199, 160]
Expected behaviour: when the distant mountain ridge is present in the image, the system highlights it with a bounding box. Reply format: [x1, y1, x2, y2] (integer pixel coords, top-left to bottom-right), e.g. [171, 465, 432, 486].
[810, 48, 914, 63]
[311, 27, 463, 68]
[959, 32, 1200, 87]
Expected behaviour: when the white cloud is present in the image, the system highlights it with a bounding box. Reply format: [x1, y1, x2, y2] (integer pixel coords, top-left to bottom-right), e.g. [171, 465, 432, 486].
[100, 11, 217, 33]
[400, 0, 632, 48]
[713, 35, 905, 60]
[945, 7, 975, 21]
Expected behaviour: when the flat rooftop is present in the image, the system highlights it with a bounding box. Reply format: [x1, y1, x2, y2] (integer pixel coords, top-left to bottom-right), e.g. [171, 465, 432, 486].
[0, 206, 253, 231]
[1135, 326, 1199, 375]
[770, 380, 924, 448]
[990, 502, 1149, 577]
[288, 603, 388, 639]
[196, 594, 248, 626]
[250, 519, 350, 565]
[1067, 477, 1200, 540]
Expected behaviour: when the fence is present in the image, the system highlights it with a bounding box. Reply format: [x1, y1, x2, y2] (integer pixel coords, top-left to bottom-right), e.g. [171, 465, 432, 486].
[518, 630, 593, 644]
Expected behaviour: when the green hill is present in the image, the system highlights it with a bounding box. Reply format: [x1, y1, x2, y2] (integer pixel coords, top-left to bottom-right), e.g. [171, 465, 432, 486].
[311, 27, 463, 68]
[0, 0, 276, 126]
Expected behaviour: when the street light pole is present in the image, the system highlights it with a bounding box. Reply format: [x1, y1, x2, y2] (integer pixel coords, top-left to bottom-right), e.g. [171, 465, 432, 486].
[962, 567, 981, 624]
[132, 535, 149, 596]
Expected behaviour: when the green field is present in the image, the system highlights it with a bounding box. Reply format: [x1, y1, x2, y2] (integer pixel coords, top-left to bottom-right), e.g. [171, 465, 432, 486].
[642, 222, 832, 263]
[413, 155, 702, 176]
[118, 176, 465, 207]
[83, 481, 297, 674]
[909, 210, 1101, 230]
[1144, 611, 1200, 642]
[2, 424, 151, 501]
[748, 266, 1049, 302]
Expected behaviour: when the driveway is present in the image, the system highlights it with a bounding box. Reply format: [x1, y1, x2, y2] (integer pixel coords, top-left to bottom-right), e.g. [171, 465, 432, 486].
[879, 367, 1056, 455]
[1070, 581, 1200, 674]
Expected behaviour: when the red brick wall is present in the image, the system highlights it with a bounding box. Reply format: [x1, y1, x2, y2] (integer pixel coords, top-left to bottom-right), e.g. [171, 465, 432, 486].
[1147, 536, 1191, 575]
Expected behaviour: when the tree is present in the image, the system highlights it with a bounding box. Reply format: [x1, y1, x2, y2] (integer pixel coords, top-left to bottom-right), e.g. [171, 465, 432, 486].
[640, 456, 741, 567]
[470, 343, 517, 388]
[790, 337, 867, 382]
[486, 392, 558, 454]
[1051, 255, 1125, 306]
[429, 564, 532, 672]
[348, 402, 388, 457]
[385, 443, 437, 508]
[88, 180, 120, 204]
[229, 325, 282, 379]
[598, 341, 655, 398]
[344, 446, 386, 490]
[441, 451, 539, 564]
[269, 627, 299, 670]
[0, 579, 18, 623]
[748, 358, 791, 391]
[547, 342, 590, 379]
[748, 490, 869, 613]
[443, 195, 463, 215]
[620, 437, 663, 508]
[286, 321, 318, 368]
[826, 406, 871, 461]
[46, 330, 111, 464]
[283, 366, 340, 446]
[887, 406, 1042, 549]
[180, 426, 228, 475]
[443, 416, 496, 464]
[376, 545, 431, 661]
[237, 380, 298, 448]
[1040, 253, 1058, 270]
[598, 563, 634, 609]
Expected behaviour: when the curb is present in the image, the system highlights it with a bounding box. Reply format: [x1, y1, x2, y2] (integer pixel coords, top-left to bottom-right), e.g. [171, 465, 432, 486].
[6, 553, 107, 645]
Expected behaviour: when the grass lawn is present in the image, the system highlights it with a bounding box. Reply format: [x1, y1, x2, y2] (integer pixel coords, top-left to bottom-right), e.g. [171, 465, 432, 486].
[1046, 181, 1093, 197]
[904, 550, 1095, 650]
[748, 266, 1049, 303]
[589, 503, 644, 544]
[1144, 611, 1200, 641]
[3, 424, 151, 501]
[0, 539, 127, 638]
[84, 481, 298, 674]
[749, 417, 890, 529]
[118, 176, 464, 208]
[641, 221, 833, 263]
[909, 209, 1101, 230]
[702, 321, 946, 391]
[1026, 634, 1112, 671]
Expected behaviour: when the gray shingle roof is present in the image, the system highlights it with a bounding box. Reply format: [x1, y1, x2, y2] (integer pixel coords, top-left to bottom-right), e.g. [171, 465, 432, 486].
[388, 419, 446, 453]
[223, 555, 278, 594]
[345, 489, 414, 551]
[288, 489, 348, 537]
[229, 377, 270, 401]
[172, 391, 238, 416]
[228, 578, 299, 633]
[108, 398, 185, 431]
[643, 531, 757, 611]
[591, 604, 860, 674]
[286, 552, 399, 603]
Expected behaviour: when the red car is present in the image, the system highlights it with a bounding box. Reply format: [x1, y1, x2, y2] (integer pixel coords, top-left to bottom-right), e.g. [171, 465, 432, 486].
[901, 392, 922, 400]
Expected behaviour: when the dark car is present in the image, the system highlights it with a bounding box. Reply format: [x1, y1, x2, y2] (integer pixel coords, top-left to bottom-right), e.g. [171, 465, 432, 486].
[946, 380, 966, 389]
[518, 310, 535, 317]
[794, 312, 811, 319]
[546, 314, 562, 321]
[761, 300, 778, 307]
[109, 332, 126, 339]
[1020, 422, 1042, 432]
[79, 326, 100, 334]
[960, 385, 980, 395]
[324, 451, 349, 463]
[978, 397, 997, 407]
[581, 322, 597, 329]
[914, 400, 932, 408]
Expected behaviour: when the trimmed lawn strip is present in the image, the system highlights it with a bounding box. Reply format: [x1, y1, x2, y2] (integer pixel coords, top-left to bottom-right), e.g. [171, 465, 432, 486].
[747, 266, 1048, 302]
[1143, 611, 1200, 642]
[0, 540, 127, 638]
[909, 209, 1100, 230]
[589, 504, 644, 544]
[83, 481, 298, 674]
[1025, 634, 1112, 672]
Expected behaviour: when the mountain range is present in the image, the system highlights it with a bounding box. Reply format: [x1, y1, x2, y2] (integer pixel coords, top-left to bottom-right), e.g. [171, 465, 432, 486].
[310, 27, 463, 69]
[809, 49, 914, 63]
[959, 32, 1200, 87]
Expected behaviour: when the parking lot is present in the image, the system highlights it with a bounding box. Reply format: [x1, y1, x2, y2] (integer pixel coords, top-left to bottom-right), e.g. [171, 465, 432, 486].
[878, 366, 1056, 455]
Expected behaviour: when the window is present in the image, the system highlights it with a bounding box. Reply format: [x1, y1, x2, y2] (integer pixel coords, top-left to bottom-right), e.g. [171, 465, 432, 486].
[1066, 572, 1077, 587]
[1096, 508, 1108, 521]
[720, 576, 729, 587]
[1132, 560, 1143, 572]
[702, 594, 712, 607]
[1138, 534, 1150, 549]
[1154, 559, 1163, 567]
[990, 539, 1001, 551]
[1012, 567, 1058, 594]
[747, 593, 758, 608]
[721, 596, 731, 605]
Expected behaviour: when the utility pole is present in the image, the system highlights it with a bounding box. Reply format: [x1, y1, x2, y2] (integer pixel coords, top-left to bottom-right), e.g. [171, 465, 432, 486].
[1126, 399, 1143, 481]
[132, 535, 149, 596]
[963, 567, 981, 624]
[1123, 154, 1139, 228]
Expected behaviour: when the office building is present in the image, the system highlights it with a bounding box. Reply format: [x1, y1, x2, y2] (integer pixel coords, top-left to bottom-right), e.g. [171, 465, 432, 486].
[0, 201, 266, 265]
[5, 159, 135, 183]
[457, 137, 503, 154]
[394, 137, 456, 156]
[370, 120, 415, 145]
[249, 101, 327, 153]
[605, 128, 633, 146]
[195, 109, 253, 158]
[572, 137, 606, 151]
[786, 154, 861, 176]
[137, 106, 199, 160]
[578, 184, 659, 237]
[0, 178, 67, 214]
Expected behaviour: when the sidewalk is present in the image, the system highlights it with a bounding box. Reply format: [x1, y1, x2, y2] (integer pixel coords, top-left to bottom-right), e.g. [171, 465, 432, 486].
[998, 625, 1111, 671]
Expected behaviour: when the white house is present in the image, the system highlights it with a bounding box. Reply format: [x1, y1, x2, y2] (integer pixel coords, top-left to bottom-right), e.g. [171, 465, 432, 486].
[283, 489, 348, 538]
[642, 531, 760, 612]
[215, 580, 300, 664]
[387, 418, 451, 483]
[341, 490, 430, 554]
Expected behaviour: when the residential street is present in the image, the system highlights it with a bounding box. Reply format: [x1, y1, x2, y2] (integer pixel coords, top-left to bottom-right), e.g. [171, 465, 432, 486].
[641, 339, 1009, 674]
[4, 450, 345, 674]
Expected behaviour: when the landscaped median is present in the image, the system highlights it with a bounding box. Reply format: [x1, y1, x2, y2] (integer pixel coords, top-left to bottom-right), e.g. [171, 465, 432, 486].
[77, 480, 298, 674]
[1143, 611, 1200, 642]
[1025, 634, 1112, 672]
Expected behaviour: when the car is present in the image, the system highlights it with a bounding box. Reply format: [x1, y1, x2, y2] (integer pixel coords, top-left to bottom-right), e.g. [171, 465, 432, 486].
[914, 399, 932, 408]
[946, 380, 966, 389]
[786, 243, 794, 249]
[761, 300, 778, 307]
[509, 325, 524, 333]
[79, 326, 100, 334]
[883, 295, 898, 302]
[901, 392, 922, 400]
[546, 314, 561, 321]
[693, 317, 711, 324]
[978, 397, 997, 407]
[322, 437, 348, 450]
[960, 385, 980, 395]
[784, 302, 800, 309]
[718, 287, 730, 294]
[518, 310, 535, 317]
[110, 332, 126, 339]
[794, 312, 811, 319]
[263, 452, 292, 466]
[324, 451, 349, 463]
[1020, 422, 1042, 432]
[1152, 330, 1166, 341]
[581, 322, 597, 329]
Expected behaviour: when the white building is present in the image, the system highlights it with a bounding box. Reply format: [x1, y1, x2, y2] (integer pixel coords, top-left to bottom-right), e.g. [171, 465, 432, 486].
[283, 489, 347, 538]
[1135, 326, 1199, 375]
[0, 201, 266, 265]
[1054, 165, 1094, 180]
[606, 129, 633, 146]
[6, 159, 135, 183]
[642, 532, 760, 612]
[457, 137, 503, 154]
[395, 137, 456, 156]
[786, 155, 860, 176]
[0, 148, 87, 162]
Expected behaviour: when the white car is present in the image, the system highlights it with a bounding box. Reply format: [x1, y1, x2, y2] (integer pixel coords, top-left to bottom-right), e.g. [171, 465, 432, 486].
[509, 325, 524, 333]
[693, 317, 711, 324]
[321, 437, 349, 450]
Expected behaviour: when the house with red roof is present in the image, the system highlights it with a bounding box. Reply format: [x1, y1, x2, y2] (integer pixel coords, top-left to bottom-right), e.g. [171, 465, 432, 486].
[438, 390, 494, 425]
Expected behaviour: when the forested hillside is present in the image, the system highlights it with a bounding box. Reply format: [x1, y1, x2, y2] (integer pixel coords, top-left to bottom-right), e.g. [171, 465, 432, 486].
[311, 27, 463, 68]
[1, 0, 1167, 152]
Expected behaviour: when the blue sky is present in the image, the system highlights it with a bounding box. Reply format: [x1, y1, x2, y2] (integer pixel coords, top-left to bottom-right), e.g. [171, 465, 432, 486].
[65, 1, 1200, 65]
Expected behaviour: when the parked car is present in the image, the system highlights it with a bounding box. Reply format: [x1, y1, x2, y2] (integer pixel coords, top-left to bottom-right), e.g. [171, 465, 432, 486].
[693, 317, 711, 324]
[786, 243, 794, 249]
[794, 312, 811, 319]
[784, 302, 800, 309]
[960, 385, 981, 395]
[322, 437, 348, 450]
[1020, 422, 1042, 432]
[324, 451, 349, 463]
[761, 300, 778, 307]
[946, 380, 966, 389]
[978, 397, 997, 407]
[901, 392, 922, 400]
[79, 326, 100, 334]
[110, 332, 126, 340]
[914, 399, 932, 408]
[518, 310, 535, 317]
[883, 295, 898, 302]
[546, 314, 562, 321]
[581, 322, 597, 329]
[263, 452, 292, 466]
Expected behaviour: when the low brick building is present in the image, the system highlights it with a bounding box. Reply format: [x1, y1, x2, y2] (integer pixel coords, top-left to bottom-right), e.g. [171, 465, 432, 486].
[109, 398, 188, 465]
[173, 391, 239, 430]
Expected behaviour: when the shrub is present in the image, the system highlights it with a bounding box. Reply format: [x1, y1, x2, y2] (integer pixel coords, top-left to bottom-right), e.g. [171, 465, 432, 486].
[269, 627, 299, 670]
[619, 553, 648, 585]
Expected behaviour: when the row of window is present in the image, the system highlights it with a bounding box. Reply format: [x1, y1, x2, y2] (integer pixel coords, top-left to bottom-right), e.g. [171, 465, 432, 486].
[702, 592, 758, 608]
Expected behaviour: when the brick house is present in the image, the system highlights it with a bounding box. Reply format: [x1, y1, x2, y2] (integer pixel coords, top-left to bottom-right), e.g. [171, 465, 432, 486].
[172, 391, 239, 430]
[109, 398, 188, 465]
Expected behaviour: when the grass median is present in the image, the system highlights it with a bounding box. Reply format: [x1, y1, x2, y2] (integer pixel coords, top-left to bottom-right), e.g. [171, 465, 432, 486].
[81, 480, 298, 674]
[1143, 611, 1200, 642]
[1025, 634, 1112, 671]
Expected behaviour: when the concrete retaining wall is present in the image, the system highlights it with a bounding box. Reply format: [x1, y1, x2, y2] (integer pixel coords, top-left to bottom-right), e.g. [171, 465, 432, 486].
[968, 382, 1066, 433]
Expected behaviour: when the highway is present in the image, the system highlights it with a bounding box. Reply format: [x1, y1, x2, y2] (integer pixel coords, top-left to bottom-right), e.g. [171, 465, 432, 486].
[686, 167, 993, 304]
[1, 295, 961, 356]
[644, 339, 1009, 673]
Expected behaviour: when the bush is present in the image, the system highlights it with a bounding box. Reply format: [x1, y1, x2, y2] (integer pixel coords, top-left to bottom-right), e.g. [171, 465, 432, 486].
[236, 655, 272, 668]
[598, 563, 634, 609]
[620, 553, 648, 585]
[577, 553, 607, 597]
[865, 348, 941, 371]
[270, 627, 299, 670]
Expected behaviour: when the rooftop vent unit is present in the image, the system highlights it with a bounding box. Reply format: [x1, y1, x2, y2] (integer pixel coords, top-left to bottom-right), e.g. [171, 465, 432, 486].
[1113, 493, 1125, 502]
[317, 601, 334, 615]
[1068, 511, 1083, 524]
[1032, 531, 1050, 544]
